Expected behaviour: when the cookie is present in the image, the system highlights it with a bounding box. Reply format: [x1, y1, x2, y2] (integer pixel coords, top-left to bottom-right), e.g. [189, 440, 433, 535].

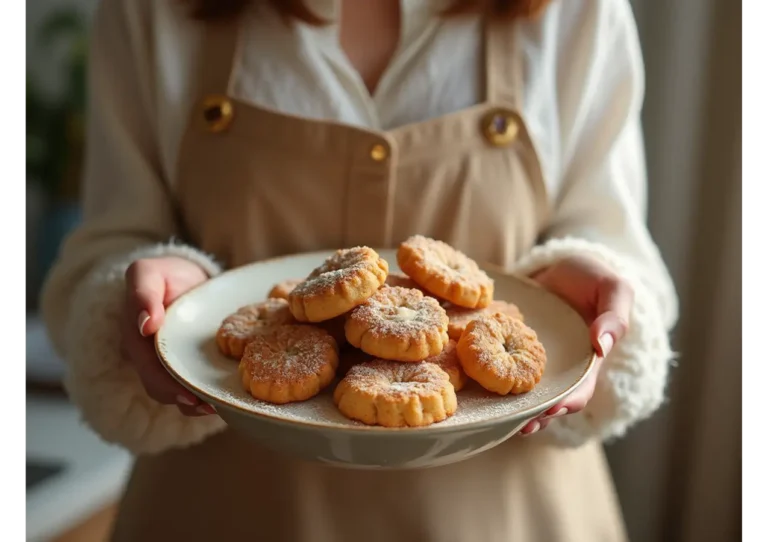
[288, 247, 388, 322]
[334, 360, 457, 427]
[216, 299, 295, 359]
[345, 286, 449, 362]
[239, 325, 339, 404]
[397, 235, 493, 309]
[456, 312, 546, 395]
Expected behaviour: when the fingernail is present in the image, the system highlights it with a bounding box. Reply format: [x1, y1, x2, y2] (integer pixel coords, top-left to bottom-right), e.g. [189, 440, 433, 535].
[522, 420, 540, 436]
[138, 310, 151, 337]
[197, 404, 216, 415]
[545, 407, 568, 419]
[598, 333, 614, 357]
[177, 395, 195, 406]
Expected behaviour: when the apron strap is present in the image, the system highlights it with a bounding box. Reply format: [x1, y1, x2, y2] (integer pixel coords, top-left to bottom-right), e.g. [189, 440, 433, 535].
[484, 15, 550, 237]
[195, 16, 243, 97]
[484, 18, 523, 108]
[171, 14, 242, 242]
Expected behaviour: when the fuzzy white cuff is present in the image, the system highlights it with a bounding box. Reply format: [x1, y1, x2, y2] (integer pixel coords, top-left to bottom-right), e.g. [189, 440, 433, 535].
[63, 242, 227, 455]
[512, 237, 675, 447]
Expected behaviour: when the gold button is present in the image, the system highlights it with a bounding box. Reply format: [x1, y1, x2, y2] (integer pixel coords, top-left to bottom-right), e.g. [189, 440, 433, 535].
[370, 143, 389, 162]
[482, 110, 519, 147]
[202, 95, 234, 133]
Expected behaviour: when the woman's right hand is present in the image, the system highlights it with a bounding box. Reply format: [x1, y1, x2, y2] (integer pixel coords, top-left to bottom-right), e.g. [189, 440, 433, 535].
[121, 256, 216, 417]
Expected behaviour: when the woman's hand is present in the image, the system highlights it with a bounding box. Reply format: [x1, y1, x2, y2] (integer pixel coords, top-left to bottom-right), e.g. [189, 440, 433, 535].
[121, 256, 216, 417]
[518, 256, 634, 436]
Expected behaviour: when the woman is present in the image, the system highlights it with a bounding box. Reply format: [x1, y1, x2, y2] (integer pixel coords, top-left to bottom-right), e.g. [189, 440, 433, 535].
[41, 0, 678, 540]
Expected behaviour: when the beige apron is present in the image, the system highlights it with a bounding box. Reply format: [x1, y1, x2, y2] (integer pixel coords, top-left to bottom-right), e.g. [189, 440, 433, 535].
[112, 13, 628, 542]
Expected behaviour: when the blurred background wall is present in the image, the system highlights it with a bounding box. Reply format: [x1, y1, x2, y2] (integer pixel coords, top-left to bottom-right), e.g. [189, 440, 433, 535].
[26, 1, 742, 540]
[27, 0, 89, 312]
[607, 1, 742, 541]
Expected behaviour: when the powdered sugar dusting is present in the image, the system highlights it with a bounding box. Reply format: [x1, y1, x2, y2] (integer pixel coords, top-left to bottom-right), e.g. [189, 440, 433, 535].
[341, 360, 450, 398]
[389, 382, 415, 392]
[349, 287, 447, 339]
[465, 313, 546, 391]
[218, 299, 295, 339]
[291, 247, 385, 297]
[402, 235, 492, 288]
[217, 377, 555, 429]
[294, 268, 347, 297]
[240, 325, 337, 384]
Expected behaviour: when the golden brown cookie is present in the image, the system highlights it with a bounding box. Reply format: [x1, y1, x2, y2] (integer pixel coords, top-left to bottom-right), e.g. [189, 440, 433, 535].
[268, 278, 303, 300]
[345, 286, 449, 362]
[424, 340, 467, 391]
[456, 312, 546, 395]
[444, 300, 523, 341]
[289, 247, 388, 323]
[239, 325, 339, 404]
[334, 360, 457, 427]
[216, 299, 295, 360]
[397, 235, 493, 309]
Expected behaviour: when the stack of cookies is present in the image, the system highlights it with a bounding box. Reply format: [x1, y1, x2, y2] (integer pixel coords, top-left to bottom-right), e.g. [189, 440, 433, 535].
[214, 235, 546, 428]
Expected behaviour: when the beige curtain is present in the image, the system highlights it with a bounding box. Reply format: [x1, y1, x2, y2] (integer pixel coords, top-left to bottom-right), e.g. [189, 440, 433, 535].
[607, 1, 742, 541]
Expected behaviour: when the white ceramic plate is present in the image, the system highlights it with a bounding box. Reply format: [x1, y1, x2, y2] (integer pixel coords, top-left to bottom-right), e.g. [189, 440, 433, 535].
[156, 249, 596, 469]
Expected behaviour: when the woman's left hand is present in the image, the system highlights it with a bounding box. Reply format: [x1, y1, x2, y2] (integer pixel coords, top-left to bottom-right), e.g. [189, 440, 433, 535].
[518, 256, 634, 436]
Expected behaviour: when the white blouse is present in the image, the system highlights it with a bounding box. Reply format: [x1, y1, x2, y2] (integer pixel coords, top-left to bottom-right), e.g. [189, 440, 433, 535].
[41, 0, 678, 454]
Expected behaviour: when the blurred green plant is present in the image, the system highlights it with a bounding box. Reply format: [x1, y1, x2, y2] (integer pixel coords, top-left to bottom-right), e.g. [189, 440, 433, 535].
[26, 8, 88, 202]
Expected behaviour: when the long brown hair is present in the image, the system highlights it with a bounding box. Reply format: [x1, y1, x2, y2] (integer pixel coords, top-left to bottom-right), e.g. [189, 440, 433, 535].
[188, 0, 551, 23]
